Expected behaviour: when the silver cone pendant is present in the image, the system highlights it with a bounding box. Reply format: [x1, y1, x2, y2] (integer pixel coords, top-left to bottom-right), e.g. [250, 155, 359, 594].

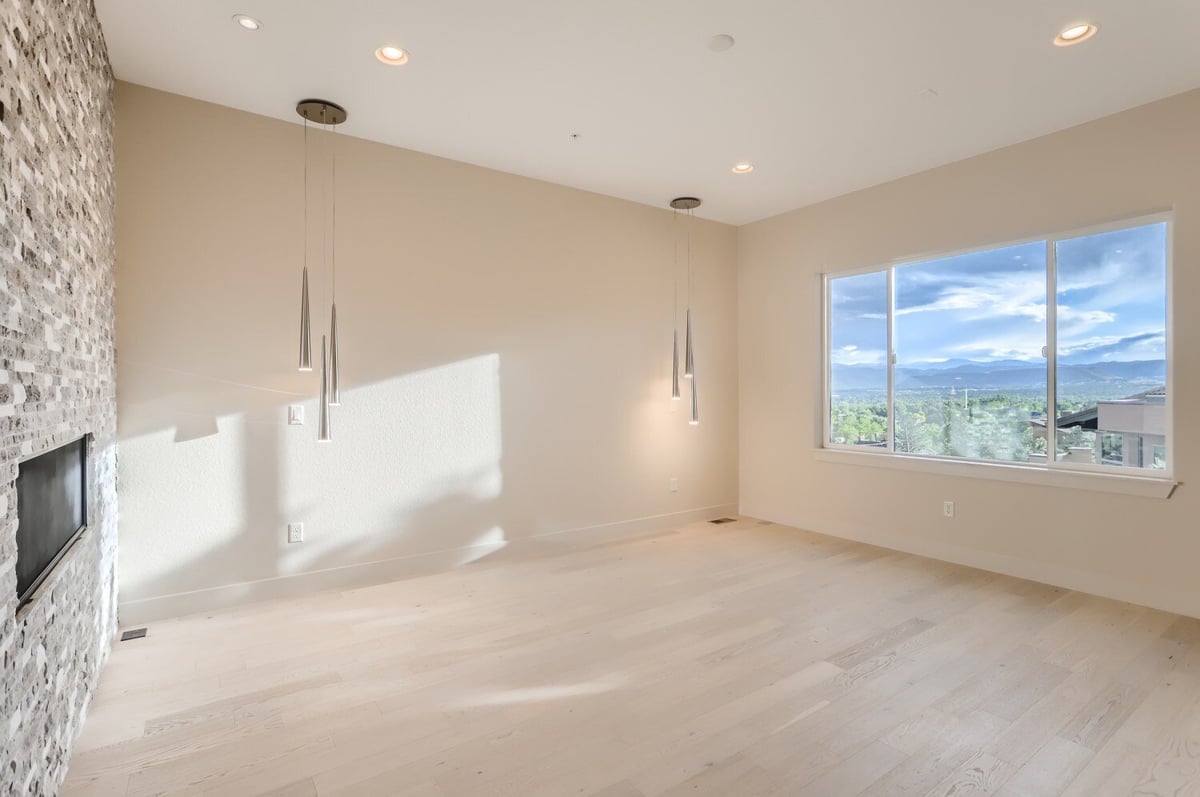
[684, 308, 694, 378]
[318, 335, 332, 442]
[329, 303, 341, 406]
[689, 373, 700, 426]
[299, 267, 312, 371]
[671, 329, 681, 400]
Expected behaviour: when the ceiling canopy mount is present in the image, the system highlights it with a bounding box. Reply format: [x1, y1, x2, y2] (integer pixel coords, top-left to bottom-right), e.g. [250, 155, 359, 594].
[295, 99, 348, 126]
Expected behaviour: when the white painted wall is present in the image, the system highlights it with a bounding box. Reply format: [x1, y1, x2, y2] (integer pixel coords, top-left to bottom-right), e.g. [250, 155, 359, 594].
[115, 83, 738, 621]
[739, 90, 1200, 617]
[119, 79, 1200, 624]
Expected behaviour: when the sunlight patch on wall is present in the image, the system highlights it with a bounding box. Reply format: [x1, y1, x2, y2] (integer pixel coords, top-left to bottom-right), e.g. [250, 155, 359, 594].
[280, 353, 504, 575]
[116, 354, 504, 601]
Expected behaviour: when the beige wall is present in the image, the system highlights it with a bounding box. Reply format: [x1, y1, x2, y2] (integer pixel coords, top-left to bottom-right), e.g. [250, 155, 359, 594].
[115, 82, 738, 620]
[739, 90, 1200, 617]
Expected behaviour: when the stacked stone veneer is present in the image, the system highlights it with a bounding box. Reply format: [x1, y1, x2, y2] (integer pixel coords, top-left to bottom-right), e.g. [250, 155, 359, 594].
[0, 1, 118, 795]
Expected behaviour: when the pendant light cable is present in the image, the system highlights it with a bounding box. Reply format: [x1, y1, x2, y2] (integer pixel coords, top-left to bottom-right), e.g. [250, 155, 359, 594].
[298, 116, 313, 372]
[673, 209, 678, 332]
[327, 110, 342, 407]
[303, 117, 308, 273]
[691, 205, 700, 427]
[330, 115, 336, 304]
[687, 207, 694, 309]
[688, 207, 699, 425]
[683, 205, 695, 379]
[321, 117, 328, 298]
[671, 208, 681, 401]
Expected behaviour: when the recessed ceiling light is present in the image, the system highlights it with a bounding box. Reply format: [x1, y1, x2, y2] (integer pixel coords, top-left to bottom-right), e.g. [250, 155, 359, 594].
[1054, 22, 1098, 46]
[375, 46, 409, 66]
[732, 162, 754, 174]
[232, 14, 261, 31]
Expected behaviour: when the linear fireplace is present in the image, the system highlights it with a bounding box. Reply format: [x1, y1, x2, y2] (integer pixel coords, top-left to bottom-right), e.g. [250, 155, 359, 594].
[15, 436, 89, 609]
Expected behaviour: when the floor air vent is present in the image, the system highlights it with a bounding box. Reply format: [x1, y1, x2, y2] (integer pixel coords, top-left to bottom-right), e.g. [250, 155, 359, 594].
[120, 628, 148, 641]
[709, 518, 737, 524]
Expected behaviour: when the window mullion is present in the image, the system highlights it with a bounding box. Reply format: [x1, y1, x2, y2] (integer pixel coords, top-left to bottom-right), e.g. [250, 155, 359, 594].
[822, 274, 831, 447]
[887, 267, 896, 451]
[1046, 238, 1058, 469]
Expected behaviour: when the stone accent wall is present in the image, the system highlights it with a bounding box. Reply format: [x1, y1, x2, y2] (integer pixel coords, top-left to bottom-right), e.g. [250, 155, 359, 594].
[0, 1, 117, 795]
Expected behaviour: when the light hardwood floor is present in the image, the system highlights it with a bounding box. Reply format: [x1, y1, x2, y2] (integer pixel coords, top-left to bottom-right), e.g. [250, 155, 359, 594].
[63, 517, 1200, 796]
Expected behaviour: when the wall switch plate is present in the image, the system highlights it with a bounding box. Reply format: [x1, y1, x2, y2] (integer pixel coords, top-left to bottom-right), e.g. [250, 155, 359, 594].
[287, 522, 304, 543]
[669, 478, 678, 493]
[943, 501, 955, 518]
[288, 405, 304, 425]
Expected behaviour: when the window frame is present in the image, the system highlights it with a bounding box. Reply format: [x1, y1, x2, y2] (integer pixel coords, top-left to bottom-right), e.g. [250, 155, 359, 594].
[820, 211, 1175, 492]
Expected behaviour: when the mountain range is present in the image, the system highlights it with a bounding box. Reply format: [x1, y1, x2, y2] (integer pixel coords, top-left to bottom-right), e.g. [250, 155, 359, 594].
[832, 359, 1166, 392]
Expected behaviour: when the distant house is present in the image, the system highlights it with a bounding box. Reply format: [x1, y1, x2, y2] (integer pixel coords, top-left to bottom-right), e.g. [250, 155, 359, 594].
[1031, 387, 1166, 468]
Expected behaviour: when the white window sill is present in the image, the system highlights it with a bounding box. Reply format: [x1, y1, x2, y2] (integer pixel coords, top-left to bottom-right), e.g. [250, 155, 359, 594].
[814, 447, 1177, 499]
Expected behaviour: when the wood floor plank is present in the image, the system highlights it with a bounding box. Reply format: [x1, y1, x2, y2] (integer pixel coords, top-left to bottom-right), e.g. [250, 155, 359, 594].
[255, 777, 318, 797]
[1130, 702, 1200, 797]
[1061, 737, 1153, 797]
[857, 742, 978, 797]
[1131, 735, 1200, 797]
[828, 617, 935, 669]
[864, 709, 1009, 796]
[982, 660, 1071, 722]
[1060, 681, 1148, 752]
[995, 735, 1093, 796]
[924, 752, 1015, 797]
[58, 518, 1200, 797]
[787, 739, 907, 796]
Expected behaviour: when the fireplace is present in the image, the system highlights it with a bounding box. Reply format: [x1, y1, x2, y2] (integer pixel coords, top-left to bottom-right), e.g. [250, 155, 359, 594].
[15, 436, 89, 609]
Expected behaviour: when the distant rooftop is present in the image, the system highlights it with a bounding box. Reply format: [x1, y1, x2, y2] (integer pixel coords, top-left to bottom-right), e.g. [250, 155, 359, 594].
[1054, 385, 1166, 430]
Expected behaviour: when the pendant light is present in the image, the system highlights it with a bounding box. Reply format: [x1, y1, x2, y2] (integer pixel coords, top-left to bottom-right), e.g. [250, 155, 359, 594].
[670, 197, 701, 425]
[690, 369, 700, 426]
[318, 335, 332, 442]
[684, 308, 694, 379]
[330, 304, 340, 406]
[296, 98, 347, 439]
[671, 328, 681, 401]
[298, 266, 312, 371]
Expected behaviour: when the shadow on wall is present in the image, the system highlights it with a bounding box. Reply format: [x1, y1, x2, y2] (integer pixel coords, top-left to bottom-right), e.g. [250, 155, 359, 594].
[117, 354, 508, 607]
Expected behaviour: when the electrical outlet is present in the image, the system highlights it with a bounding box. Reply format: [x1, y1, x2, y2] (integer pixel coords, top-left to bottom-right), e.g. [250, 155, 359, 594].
[669, 478, 678, 493]
[287, 522, 304, 543]
[943, 501, 955, 518]
[288, 405, 304, 425]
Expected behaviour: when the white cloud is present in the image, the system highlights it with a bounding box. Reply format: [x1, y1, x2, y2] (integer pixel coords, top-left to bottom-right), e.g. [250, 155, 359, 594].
[831, 347, 887, 366]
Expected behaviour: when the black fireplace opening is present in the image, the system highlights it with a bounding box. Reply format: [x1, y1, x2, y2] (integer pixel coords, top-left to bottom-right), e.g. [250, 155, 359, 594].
[15, 436, 88, 608]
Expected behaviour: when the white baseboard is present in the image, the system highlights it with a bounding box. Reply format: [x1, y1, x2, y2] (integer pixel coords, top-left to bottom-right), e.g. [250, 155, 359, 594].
[744, 505, 1200, 620]
[119, 503, 738, 625]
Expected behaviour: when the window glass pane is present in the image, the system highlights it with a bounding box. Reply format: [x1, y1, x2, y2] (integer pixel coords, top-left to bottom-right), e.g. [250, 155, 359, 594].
[893, 242, 1047, 462]
[828, 272, 888, 447]
[1054, 222, 1168, 470]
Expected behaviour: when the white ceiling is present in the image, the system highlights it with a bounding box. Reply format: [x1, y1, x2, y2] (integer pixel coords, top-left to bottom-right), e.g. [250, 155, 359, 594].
[97, 1, 1200, 225]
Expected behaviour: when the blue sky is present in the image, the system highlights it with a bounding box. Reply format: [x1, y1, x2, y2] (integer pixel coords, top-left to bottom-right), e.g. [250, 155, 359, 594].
[830, 222, 1167, 367]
